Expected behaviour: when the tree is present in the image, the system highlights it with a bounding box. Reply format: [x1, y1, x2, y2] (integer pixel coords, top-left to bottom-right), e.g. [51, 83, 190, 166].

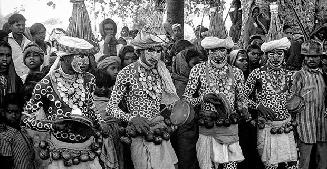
[166, 0, 185, 37]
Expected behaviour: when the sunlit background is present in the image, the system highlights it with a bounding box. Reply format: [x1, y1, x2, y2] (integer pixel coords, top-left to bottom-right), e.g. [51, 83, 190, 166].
[0, 0, 233, 41]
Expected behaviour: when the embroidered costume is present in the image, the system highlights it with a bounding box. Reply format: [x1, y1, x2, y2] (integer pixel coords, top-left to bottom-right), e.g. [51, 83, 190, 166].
[106, 31, 178, 169]
[183, 37, 248, 169]
[244, 38, 297, 168]
[23, 36, 103, 169]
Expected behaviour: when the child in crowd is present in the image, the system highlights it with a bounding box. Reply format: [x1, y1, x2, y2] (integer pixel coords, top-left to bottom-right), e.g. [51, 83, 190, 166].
[21, 42, 45, 83]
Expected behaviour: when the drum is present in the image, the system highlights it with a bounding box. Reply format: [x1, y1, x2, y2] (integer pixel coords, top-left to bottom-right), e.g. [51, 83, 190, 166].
[170, 99, 195, 126]
[286, 95, 305, 113]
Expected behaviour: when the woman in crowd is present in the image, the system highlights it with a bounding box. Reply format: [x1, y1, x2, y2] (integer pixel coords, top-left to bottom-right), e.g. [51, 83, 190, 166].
[0, 41, 23, 106]
[228, 49, 249, 79]
[96, 18, 127, 61]
[118, 45, 138, 68]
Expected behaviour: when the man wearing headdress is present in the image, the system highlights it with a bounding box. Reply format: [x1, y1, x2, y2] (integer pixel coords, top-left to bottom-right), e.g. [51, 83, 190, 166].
[106, 32, 179, 169]
[291, 40, 327, 169]
[183, 36, 251, 169]
[22, 35, 105, 169]
[244, 37, 298, 169]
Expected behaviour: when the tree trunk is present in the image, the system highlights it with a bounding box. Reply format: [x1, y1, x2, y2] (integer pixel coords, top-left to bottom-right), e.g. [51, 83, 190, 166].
[208, 0, 227, 38]
[166, 0, 185, 38]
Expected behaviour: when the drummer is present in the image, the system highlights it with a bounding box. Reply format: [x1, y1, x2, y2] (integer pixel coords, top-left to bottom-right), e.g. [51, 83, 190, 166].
[183, 36, 251, 169]
[22, 35, 105, 169]
[106, 31, 179, 169]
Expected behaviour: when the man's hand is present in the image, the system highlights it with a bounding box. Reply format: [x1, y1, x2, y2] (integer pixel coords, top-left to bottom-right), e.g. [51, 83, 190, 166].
[130, 116, 151, 134]
[257, 104, 275, 121]
[104, 35, 114, 44]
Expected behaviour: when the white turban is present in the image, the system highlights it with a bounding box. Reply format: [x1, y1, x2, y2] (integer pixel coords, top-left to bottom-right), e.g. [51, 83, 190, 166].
[261, 37, 291, 52]
[201, 37, 234, 49]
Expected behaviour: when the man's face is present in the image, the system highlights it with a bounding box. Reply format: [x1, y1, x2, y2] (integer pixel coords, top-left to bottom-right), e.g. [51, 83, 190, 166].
[235, 52, 248, 72]
[104, 23, 115, 36]
[140, 46, 162, 67]
[0, 46, 12, 71]
[283, 28, 293, 40]
[248, 49, 262, 65]
[5, 104, 21, 127]
[208, 48, 227, 64]
[304, 55, 321, 69]
[106, 63, 120, 80]
[33, 27, 46, 43]
[10, 20, 25, 35]
[122, 52, 138, 67]
[267, 50, 285, 68]
[25, 52, 43, 70]
[71, 55, 90, 73]
[172, 27, 182, 40]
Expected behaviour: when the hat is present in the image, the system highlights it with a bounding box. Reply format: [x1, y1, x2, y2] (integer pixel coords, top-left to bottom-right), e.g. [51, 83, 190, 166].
[23, 42, 44, 64]
[261, 37, 291, 52]
[56, 35, 98, 55]
[301, 40, 323, 56]
[201, 36, 234, 49]
[130, 31, 161, 49]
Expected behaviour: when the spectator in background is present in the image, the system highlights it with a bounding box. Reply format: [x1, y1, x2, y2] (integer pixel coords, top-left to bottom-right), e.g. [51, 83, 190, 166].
[2, 22, 11, 34]
[228, 49, 249, 79]
[0, 30, 9, 42]
[0, 93, 36, 169]
[118, 45, 138, 68]
[244, 5, 269, 47]
[246, 44, 263, 73]
[95, 18, 127, 61]
[291, 40, 327, 169]
[229, 0, 242, 43]
[7, 13, 31, 78]
[0, 41, 23, 107]
[119, 26, 133, 45]
[171, 23, 183, 42]
[21, 42, 45, 83]
[29, 23, 52, 66]
[94, 56, 122, 169]
[283, 25, 304, 71]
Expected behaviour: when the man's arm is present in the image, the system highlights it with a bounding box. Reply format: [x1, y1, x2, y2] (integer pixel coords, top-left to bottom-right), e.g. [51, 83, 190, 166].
[234, 69, 249, 113]
[244, 69, 260, 109]
[22, 79, 53, 131]
[106, 69, 131, 122]
[183, 64, 204, 107]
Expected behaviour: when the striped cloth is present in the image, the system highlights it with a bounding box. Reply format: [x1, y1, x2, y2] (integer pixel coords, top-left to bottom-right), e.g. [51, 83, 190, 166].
[291, 66, 327, 143]
[0, 125, 36, 169]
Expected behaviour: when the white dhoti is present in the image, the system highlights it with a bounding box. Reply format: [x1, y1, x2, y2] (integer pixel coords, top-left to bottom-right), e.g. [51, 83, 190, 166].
[197, 124, 244, 169]
[257, 118, 298, 166]
[130, 137, 178, 169]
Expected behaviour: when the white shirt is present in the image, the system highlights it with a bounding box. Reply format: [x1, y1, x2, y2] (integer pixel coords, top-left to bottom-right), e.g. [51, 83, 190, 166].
[7, 33, 31, 78]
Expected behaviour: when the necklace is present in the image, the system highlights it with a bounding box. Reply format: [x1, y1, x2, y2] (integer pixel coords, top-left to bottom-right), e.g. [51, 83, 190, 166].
[137, 63, 162, 100]
[207, 63, 234, 95]
[265, 68, 286, 93]
[53, 68, 86, 109]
